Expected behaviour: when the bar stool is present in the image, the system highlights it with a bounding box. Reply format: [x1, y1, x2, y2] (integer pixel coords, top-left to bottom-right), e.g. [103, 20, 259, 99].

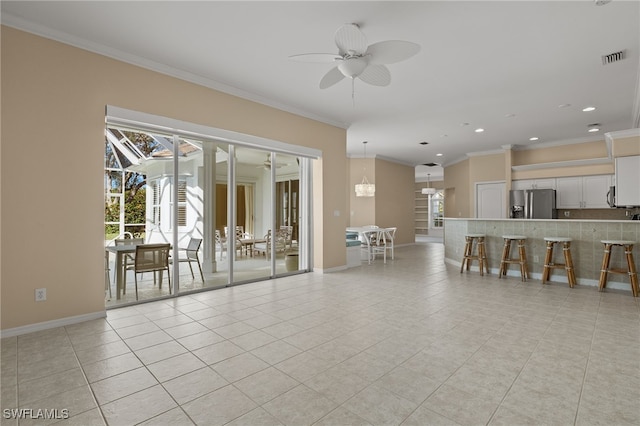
[598, 240, 638, 297]
[499, 235, 529, 281]
[460, 234, 489, 275]
[542, 237, 576, 288]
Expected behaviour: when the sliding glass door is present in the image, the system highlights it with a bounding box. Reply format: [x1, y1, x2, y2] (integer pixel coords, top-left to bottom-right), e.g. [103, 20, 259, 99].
[104, 113, 314, 307]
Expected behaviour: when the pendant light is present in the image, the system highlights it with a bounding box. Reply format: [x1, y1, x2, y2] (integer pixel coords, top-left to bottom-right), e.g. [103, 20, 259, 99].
[355, 141, 375, 197]
[422, 173, 436, 195]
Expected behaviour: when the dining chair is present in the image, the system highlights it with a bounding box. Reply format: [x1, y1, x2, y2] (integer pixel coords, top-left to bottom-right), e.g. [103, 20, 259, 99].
[381, 227, 397, 260]
[171, 237, 204, 283]
[130, 243, 171, 301]
[369, 229, 387, 263]
[360, 230, 386, 264]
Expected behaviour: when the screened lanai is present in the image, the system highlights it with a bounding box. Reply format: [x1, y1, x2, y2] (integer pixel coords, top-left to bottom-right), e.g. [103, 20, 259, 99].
[104, 121, 312, 307]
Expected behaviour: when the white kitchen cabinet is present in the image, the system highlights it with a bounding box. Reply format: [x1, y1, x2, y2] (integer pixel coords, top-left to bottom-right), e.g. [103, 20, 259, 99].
[556, 175, 612, 209]
[615, 156, 640, 207]
[512, 178, 556, 190]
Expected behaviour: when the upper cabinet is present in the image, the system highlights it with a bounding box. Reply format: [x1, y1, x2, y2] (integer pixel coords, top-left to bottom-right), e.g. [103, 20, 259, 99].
[556, 175, 612, 209]
[511, 178, 556, 190]
[615, 156, 640, 207]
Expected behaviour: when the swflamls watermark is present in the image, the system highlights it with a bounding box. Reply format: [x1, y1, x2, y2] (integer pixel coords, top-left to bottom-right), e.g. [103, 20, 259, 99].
[3, 408, 69, 420]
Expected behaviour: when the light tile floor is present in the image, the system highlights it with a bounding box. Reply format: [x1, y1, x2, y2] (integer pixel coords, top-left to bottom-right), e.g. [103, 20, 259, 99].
[2, 243, 639, 425]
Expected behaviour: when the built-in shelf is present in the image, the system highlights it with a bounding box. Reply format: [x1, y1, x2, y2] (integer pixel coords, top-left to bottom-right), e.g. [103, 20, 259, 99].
[414, 184, 429, 235]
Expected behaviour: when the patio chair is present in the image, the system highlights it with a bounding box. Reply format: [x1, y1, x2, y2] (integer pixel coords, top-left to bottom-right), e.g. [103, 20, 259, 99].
[129, 243, 171, 301]
[171, 237, 204, 283]
[254, 229, 287, 260]
[223, 226, 244, 257]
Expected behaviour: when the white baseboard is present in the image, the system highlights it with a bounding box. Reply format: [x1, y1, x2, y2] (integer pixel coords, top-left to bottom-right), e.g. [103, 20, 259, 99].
[319, 264, 350, 273]
[0, 311, 107, 338]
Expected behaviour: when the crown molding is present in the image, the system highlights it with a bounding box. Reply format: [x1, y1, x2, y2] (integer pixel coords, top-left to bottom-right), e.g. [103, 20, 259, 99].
[511, 134, 605, 151]
[511, 157, 612, 172]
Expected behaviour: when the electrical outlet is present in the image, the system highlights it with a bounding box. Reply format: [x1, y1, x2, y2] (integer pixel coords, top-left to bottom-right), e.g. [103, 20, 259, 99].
[564, 211, 570, 218]
[35, 288, 46, 302]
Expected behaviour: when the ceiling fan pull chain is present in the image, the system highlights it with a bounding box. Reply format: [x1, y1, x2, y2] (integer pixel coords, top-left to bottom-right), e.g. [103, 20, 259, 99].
[352, 78, 356, 109]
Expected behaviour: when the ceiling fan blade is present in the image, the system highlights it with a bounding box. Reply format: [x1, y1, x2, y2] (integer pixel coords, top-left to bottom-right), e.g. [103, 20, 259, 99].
[319, 66, 346, 89]
[358, 64, 391, 87]
[335, 23, 367, 56]
[366, 40, 421, 64]
[289, 53, 342, 63]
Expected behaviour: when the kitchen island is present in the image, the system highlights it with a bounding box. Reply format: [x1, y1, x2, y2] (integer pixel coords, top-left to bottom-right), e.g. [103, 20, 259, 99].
[444, 218, 639, 291]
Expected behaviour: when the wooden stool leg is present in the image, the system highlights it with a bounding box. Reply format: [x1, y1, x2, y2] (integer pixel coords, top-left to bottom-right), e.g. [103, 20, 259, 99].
[518, 239, 528, 281]
[625, 244, 638, 297]
[499, 239, 510, 278]
[466, 238, 473, 271]
[460, 237, 472, 273]
[483, 241, 489, 274]
[563, 242, 576, 288]
[478, 239, 488, 275]
[542, 241, 553, 284]
[599, 243, 612, 291]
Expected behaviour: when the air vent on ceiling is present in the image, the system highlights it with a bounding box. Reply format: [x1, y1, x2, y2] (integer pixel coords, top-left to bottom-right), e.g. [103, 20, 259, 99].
[602, 50, 626, 65]
[422, 162, 439, 167]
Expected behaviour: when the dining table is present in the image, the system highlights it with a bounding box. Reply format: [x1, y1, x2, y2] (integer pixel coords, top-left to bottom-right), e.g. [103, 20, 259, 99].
[105, 244, 137, 300]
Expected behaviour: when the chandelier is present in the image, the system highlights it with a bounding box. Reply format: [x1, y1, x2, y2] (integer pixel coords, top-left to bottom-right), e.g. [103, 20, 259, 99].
[422, 173, 436, 195]
[355, 141, 375, 197]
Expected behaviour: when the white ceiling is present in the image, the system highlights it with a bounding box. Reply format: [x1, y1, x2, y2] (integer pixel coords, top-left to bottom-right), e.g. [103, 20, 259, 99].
[3, 1, 639, 181]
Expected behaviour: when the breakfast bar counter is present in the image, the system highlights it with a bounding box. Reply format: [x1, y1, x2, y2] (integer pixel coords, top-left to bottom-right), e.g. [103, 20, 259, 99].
[444, 218, 640, 291]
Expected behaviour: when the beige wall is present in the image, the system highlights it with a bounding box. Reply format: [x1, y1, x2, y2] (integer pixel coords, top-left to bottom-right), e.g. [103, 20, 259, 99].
[374, 159, 415, 245]
[513, 140, 607, 165]
[612, 136, 640, 157]
[469, 154, 506, 183]
[348, 157, 415, 245]
[349, 158, 376, 226]
[1, 27, 347, 331]
[443, 159, 470, 217]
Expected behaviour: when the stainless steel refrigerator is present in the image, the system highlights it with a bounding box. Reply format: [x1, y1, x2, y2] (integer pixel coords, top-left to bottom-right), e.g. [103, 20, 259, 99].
[509, 189, 557, 219]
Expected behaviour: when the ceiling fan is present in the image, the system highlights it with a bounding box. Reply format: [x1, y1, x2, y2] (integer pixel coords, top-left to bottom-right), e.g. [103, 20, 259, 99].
[259, 155, 284, 170]
[290, 23, 420, 89]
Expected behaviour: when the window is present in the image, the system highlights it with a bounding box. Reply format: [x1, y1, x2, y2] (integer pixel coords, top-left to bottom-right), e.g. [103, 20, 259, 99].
[177, 179, 187, 227]
[150, 181, 161, 226]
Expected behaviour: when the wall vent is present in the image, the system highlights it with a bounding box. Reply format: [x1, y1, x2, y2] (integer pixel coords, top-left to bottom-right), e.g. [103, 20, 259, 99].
[422, 162, 439, 167]
[602, 50, 626, 65]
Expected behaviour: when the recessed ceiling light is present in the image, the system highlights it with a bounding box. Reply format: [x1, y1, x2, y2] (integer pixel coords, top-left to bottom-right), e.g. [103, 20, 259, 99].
[588, 123, 600, 132]
[436, 153, 443, 157]
[558, 104, 572, 108]
[529, 137, 539, 141]
[582, 106, 596, 112]
[475, 128, 484, 133]
[419, 141, 429, 145]
[588, 127, 600, 133]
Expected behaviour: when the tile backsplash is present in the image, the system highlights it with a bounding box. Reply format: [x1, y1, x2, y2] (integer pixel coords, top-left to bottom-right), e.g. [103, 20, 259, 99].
[557, 208, 640, 220]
